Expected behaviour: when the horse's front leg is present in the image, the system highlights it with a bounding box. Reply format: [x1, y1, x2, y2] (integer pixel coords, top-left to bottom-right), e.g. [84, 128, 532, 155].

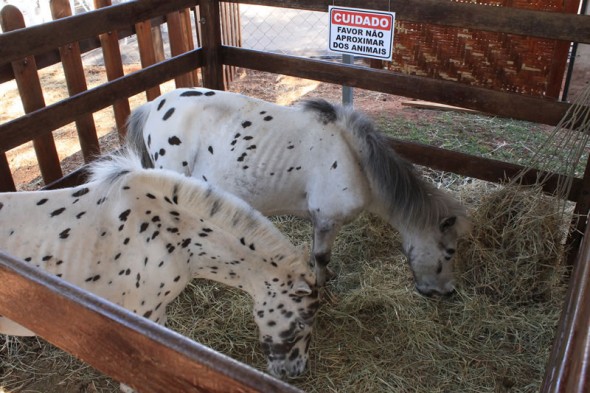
[311, 218, 342, 286]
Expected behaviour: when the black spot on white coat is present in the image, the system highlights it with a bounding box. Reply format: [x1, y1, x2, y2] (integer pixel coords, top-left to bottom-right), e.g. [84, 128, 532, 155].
[119, 209, 131, 222]
[59, 228, 71, 239]
[72, 188, 89, 197]
[50, 207, 66, 217]
[168, 136, 182, 145]
[180, 90, 202, 97]
[163, 108, 175, 121]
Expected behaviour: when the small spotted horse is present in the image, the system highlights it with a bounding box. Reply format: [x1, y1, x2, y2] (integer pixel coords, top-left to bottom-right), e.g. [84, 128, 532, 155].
[126, 88, 471, 296]
[0, 152, 319, 380]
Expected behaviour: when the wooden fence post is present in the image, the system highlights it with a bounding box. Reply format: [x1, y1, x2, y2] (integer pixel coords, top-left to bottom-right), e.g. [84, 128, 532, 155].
[167, 9, 195, 88]
[50, 0, 101, 163]
[0, 5, 63, 186]
[181, 7, 200, 85]
[93, 0, 131, 141]
[220, 2, 231, 85]
[0, 154, 16, 192]
[152, 25, 166, 63]
[199, 0, 224, 90]
[135, 18, 162, 101]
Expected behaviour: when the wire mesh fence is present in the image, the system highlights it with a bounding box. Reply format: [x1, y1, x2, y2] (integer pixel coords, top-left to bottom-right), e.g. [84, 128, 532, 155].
[234, 4, 334, 59]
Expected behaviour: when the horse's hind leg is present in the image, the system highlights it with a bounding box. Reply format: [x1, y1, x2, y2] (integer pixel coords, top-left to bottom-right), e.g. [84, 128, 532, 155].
[311, 218, 342, 286]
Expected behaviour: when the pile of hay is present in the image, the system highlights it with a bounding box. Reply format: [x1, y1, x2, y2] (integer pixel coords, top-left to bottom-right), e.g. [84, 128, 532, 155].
[456, 183, 569, 305]
[0, 183, 571, 392]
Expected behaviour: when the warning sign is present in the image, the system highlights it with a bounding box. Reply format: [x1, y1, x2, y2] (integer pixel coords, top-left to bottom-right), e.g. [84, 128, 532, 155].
[328, 6, 395, 61]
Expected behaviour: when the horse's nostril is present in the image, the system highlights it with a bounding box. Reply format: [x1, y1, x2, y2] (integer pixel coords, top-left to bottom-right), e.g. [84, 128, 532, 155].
[443, 288, 458, 298]
[415, 286, 434, 297]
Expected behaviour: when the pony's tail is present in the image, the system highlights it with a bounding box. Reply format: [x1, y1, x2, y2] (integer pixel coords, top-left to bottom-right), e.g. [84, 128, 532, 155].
[125, 104, 154, 168]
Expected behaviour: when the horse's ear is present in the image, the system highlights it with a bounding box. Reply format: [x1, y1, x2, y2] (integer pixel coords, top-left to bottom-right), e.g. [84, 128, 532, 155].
[440, 216, 457, 233]
[293, 278, 312, 296]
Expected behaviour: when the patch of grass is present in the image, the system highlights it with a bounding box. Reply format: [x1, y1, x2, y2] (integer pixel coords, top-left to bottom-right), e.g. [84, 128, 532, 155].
[376, 110, 589, 176]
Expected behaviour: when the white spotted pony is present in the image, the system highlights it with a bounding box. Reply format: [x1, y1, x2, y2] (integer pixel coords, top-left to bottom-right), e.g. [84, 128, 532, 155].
[126, 88, 471, 296]
[0, 152, 319, 381]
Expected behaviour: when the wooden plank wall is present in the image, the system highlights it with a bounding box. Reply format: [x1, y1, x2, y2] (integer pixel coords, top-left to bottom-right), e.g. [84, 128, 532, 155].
[0, 0, 200, 191]
[0, 6, 63, 187]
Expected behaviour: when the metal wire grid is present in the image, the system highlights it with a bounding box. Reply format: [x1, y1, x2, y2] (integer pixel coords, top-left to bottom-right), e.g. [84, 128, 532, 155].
[233, 4, 333, 59]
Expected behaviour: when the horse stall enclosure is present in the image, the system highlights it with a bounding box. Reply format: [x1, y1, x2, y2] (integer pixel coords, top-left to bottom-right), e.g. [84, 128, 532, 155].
[0, 0, 589, 392]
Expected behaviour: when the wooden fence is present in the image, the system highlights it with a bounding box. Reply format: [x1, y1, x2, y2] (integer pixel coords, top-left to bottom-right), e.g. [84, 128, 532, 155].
[0, 0, 589, 391]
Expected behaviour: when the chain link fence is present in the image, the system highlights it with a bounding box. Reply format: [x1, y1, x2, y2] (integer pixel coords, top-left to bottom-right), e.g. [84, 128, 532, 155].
[234, 4, 334, 59]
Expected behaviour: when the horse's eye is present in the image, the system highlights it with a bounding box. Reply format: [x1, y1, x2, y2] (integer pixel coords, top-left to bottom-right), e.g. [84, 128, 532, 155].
[440, 216, 457, 232]
[297, 321, 305, 330]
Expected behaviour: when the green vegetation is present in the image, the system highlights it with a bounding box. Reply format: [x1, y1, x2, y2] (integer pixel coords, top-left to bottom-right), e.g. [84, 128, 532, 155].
[376, 111, 589, 176]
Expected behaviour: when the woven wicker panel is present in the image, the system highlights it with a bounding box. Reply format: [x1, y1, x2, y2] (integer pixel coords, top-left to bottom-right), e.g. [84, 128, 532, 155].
[388, 0, 579, 98]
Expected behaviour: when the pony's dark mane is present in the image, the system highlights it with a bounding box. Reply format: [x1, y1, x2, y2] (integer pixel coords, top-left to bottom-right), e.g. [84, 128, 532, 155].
[86, 151, 305, 261]
[301, 99, 467, 231]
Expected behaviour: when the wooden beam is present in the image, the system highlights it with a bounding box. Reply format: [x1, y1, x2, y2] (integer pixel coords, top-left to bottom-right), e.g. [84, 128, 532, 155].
[387, 137, 582, 201]
[200, 0, 225, 89]
[0, 0, 199, 67]
[231, 0, 590, 43]
[221, 47, 572, 126]
[0, 49, 203, 153]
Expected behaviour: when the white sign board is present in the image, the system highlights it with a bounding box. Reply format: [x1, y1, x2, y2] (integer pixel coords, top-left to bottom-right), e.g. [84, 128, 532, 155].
[328, 6, 395, 61]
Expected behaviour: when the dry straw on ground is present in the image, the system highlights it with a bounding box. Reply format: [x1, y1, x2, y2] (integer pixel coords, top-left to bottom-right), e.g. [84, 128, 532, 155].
[0, 180, 570, 392]
[0, 69, 573, 392]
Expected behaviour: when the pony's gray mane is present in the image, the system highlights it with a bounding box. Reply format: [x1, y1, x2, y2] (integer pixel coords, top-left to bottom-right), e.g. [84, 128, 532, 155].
[87, 151, 304, 262]
[301, 99, 467, 232]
